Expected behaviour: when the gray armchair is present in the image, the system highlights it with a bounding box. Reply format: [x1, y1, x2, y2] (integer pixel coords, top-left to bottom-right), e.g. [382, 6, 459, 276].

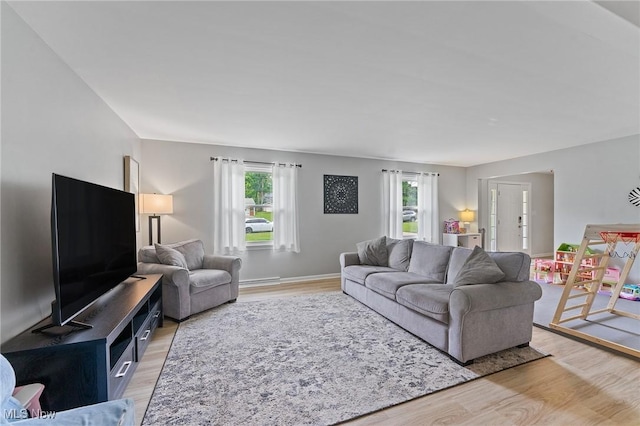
[137, 239, 241, 321]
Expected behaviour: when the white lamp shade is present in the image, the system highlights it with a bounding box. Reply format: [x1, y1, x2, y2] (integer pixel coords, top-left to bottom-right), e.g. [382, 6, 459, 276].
[459, 209, 474, 222]
[140, 193, 173, 214]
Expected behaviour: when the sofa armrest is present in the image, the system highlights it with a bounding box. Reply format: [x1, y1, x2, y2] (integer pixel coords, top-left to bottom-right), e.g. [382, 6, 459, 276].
[340, 252, 360, 269]
[450, 280, 542, 315]
[136, 263, 189, 289]
[11, 398, 135, 425]
[202, 255, 242, 274]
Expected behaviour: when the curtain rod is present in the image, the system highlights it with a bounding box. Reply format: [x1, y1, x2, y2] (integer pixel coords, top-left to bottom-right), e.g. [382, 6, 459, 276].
[210, 157, 302, 168]
[382, 169, 439, 176]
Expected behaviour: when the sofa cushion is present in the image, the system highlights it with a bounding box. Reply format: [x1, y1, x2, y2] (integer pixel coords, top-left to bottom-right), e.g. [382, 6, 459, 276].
[446, 247, 473, 284]
[447, 247, 532, 283]
[365, 271, 436, 300]
[453, 246, 505, 286]
[356, 236, 388, 266]
[407, 242, 452, 282]
[343, 265, 397, 285]
[154, 243, 189, 269]
[487, 251, 531, 282]
[386, 238, 414, 271]
[396, 284, 455, 324]
[189, 269, 232, 294]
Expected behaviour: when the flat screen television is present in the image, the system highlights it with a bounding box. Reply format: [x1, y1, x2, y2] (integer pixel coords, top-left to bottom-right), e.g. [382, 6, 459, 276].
[46, 174, 137, 330]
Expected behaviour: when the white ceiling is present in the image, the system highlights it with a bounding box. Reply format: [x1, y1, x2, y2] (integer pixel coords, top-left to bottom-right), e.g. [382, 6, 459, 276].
[8, 1, 640, 167]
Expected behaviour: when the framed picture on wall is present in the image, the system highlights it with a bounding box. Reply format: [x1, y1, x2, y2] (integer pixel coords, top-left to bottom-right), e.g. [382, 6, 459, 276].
[124, 155, 140, 231]
[324, 174, 358, 214]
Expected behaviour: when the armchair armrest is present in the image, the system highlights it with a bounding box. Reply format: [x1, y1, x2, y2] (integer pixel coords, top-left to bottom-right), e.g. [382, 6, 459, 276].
[202, 255, 242, 274]
[340, 252, 360, 269]
[202, 255, 241, 301]
[450, 280, 542, 315]
[136, 263, 189, 289]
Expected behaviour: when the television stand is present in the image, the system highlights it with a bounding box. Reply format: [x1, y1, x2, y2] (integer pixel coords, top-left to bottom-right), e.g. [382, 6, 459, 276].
[31, 320, 93, 334]
[1, 274, 162, 411]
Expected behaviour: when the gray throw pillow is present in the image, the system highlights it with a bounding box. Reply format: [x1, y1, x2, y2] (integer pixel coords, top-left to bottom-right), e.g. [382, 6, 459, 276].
[174, 239, 205, 270]
[155, 243, 189, 270]
[453, 246, 505, 286]
[387, 238, 413, 271]
[356, 236, 388, 266]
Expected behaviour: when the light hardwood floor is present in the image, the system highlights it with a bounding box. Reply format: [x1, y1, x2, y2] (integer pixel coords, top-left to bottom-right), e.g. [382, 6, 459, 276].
[124, 279, 640, 425]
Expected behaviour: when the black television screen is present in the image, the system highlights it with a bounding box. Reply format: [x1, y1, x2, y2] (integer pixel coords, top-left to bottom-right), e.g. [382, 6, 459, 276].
[50, 174, 137, 327]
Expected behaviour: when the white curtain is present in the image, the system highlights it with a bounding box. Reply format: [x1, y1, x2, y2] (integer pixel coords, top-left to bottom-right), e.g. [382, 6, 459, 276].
[382, 170, 403, 239]
[417, 173, 439, 243]
[272, 164, 300, 252]
[212, 159, 246, 254]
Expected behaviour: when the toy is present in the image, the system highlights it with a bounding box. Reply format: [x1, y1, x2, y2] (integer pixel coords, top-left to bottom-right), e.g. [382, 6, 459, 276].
[603, 267, 621, 283]
[533, 258, 555, 284]
[598, 267, 621, 295]
[598, 281, 614, 296]
[444, 219, 459, 234]
[619, 284, 640, 301]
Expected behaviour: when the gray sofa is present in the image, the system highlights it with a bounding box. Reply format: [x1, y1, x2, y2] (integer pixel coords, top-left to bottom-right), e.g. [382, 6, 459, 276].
[340, 238, 542, 364]
[137, 239, 241, 321]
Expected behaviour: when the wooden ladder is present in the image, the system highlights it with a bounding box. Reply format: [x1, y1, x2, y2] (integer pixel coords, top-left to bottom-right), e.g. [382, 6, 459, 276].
[550, 237, 611, 325]
[549, 224, 640, 358]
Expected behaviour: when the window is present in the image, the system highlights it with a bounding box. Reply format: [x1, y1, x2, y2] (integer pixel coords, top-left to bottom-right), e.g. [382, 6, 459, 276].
[245, 166, 273, 244]
[402, 177, 418, 238]
[382, 170, 439, 242]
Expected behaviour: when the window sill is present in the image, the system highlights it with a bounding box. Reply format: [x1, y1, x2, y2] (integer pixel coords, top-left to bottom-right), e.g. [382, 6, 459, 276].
[245, 242, 274, 251]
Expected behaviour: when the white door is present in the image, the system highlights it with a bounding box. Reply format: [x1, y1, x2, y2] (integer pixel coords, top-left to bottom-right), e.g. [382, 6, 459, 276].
[496, 183, 523, 252]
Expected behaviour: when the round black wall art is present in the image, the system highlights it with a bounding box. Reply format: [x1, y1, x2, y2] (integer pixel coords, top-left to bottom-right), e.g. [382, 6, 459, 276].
[629, 187, 640, 207]
[324, 175, 358, 214]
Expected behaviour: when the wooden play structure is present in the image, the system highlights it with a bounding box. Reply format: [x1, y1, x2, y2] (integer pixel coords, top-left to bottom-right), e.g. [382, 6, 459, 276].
[550, 224, 640, 358]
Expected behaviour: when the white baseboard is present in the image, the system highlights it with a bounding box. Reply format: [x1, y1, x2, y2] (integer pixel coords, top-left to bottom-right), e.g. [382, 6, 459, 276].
[239, 277, 281, 287]
[239, 273, 340, 288]
[280, 273, 340, 284]
[532, 252, 554, 258]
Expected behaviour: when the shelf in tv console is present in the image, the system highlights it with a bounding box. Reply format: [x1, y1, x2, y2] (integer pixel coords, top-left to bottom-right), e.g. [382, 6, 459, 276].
[0, 274, 163, 411]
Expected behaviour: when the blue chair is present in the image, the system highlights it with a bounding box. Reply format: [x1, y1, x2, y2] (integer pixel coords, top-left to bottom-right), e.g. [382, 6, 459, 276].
[0, 354, 134, 425]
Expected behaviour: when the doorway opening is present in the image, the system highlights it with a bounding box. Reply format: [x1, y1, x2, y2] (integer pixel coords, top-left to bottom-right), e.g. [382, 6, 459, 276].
[479, 172, 554, 257]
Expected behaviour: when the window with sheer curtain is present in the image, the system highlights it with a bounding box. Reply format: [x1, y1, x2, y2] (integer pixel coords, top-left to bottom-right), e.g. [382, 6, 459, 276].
[382, 170, 439, 242]
[272, 164, 300, 253]
[213, 159, 300, 254]
[244, 164, 274, 245]
[212, 159, 246, 254]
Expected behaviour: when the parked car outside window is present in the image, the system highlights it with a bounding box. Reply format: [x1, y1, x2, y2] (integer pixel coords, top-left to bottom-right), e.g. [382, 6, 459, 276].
[402, 210, 416, 222]
[245, 218, 274, 233]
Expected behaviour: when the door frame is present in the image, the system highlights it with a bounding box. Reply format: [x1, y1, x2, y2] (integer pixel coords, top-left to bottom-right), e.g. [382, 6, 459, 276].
[487, 180, 532, 254]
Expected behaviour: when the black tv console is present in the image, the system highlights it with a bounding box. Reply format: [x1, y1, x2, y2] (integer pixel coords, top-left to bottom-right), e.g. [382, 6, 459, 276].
[1, 274, 163, 411]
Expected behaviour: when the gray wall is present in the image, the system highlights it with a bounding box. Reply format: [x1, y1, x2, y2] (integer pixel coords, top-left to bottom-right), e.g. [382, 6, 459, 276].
[467, 135, 640, 281]
[141, 139, 467, 281]
[1, 5, 141, 343]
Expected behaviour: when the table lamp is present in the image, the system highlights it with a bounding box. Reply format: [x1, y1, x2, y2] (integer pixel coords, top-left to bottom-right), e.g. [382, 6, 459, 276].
[140, 193, 173, 245]
[459, 209, 475, 234]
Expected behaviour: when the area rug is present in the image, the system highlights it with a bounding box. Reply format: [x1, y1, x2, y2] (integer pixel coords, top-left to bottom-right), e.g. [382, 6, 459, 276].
[143, 292, 548, 425]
